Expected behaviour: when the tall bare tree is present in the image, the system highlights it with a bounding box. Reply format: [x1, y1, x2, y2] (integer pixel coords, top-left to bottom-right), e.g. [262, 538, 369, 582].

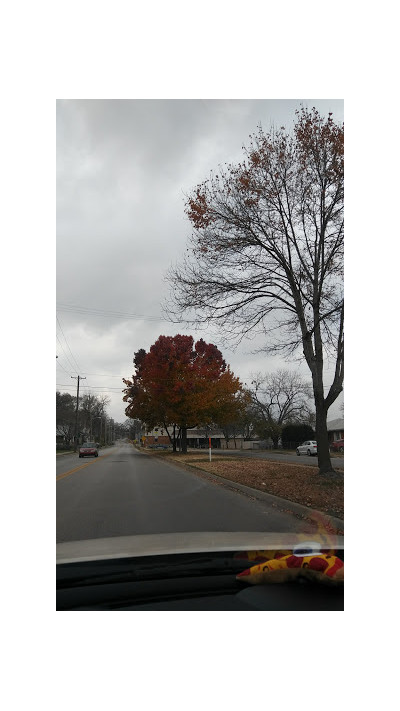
[249, 369, 313, 448]
[79, 392, 110, 441]
[167, 107, 343, 475]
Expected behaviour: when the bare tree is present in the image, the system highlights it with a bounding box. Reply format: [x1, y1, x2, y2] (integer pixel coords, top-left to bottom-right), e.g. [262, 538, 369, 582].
[249, 369, 313, 448]
[79, 392, 111, 440]
[166, 107, 343, 475]
[56, 391, 76, 446]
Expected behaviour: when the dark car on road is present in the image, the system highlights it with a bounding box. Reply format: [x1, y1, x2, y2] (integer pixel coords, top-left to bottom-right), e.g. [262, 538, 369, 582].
[330, 439, 344, 453]
[79, 442, 99, 458]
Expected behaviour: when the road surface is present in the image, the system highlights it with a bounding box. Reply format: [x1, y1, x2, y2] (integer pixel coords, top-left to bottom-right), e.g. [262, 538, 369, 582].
[57, 443, 310, 543]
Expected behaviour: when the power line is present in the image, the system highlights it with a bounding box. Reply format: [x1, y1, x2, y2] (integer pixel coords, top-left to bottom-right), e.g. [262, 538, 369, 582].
[56, 383, 124, 392]
[56, 315, 82, 372]
[56, 335, 79, 375]
[57, 384, 124, 389]
[57, 302, 165, 322]
[80, 372, 128, 378]
[56, 359, 72, 376]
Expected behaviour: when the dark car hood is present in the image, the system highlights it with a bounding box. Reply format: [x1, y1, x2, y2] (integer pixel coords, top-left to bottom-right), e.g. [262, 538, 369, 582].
[57, 531, 344, 564]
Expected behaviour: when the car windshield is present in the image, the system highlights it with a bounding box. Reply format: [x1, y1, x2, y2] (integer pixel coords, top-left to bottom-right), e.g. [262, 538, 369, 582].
[57, 100, 344, 562]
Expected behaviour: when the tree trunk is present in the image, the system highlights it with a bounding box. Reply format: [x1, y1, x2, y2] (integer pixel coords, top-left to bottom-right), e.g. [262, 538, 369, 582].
[308, 296, 341, 477]
[314, 398, 336, 475]
[181, 426, 188, 454]
[165, 422, 177, 452]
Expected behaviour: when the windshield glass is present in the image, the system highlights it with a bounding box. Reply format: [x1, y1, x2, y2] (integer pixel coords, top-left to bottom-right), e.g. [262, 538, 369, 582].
[57, 99, 344, 553]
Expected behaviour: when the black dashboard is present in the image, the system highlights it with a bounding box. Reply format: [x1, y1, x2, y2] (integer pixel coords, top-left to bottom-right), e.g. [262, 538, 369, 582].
[57, 550, 344, 610]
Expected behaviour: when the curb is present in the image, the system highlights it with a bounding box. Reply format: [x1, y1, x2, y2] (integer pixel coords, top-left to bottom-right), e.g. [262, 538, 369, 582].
[144, 450, 344, 531]
[189, 464, 344, 530]
[202, 470, 344, 530]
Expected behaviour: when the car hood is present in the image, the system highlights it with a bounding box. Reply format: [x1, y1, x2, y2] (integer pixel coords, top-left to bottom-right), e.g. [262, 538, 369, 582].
[57, 531, 344, 564]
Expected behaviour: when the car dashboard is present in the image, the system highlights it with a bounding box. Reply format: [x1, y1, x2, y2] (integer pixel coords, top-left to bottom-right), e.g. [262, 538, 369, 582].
[57, 549, 344, 611]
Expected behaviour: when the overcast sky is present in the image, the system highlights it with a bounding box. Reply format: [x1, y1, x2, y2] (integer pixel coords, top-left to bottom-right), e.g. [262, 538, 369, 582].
[56, 99, 344, 424]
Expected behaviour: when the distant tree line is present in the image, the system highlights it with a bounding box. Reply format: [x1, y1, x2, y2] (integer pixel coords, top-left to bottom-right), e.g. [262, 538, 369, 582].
[56, 390, 128, 448]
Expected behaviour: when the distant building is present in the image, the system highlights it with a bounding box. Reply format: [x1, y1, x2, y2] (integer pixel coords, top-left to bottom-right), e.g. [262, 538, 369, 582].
[327, 418, 344, 443]
[142, 425, 251, 449]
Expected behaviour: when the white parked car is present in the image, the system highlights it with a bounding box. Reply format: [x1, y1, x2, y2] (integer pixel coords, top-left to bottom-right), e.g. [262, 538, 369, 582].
[296, 440, 318, 456]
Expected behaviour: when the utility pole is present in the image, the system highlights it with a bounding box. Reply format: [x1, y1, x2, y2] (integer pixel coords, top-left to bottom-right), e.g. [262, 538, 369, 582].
[71, 375, 86, 451]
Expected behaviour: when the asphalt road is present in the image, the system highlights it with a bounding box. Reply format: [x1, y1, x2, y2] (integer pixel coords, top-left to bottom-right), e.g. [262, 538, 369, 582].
[56, 443, 310, 543]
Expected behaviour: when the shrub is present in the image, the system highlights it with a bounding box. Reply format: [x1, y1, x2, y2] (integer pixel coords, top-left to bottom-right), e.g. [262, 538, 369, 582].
[281, 423, 315, 449]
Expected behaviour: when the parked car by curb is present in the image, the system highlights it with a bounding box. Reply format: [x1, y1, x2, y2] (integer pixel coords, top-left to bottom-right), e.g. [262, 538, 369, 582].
[330, 439, 344, 453]
[296, 441, 318, 456]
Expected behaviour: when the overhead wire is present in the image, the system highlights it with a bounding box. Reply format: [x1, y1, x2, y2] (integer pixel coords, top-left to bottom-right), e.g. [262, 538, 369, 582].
[80, 372, 128, 378]
[56, 359, 73, 376]
[57, 302, 165, 322]
[55, 304, 147, 398]
[56, 335, 79, 375]
[56, 383, 124, 391]
[56, 315, 82, 372]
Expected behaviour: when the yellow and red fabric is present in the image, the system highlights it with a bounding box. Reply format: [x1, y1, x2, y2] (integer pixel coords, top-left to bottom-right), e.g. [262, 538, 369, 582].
[236, 552, 343, 585]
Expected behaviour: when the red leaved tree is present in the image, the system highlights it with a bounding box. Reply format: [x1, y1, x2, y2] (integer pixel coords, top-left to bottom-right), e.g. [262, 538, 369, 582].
[123, 335, 242, 453]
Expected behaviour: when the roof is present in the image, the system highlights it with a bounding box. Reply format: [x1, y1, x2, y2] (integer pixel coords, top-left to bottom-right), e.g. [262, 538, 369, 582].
[186, 428, 225, 437]
[327, 418, 344, 432]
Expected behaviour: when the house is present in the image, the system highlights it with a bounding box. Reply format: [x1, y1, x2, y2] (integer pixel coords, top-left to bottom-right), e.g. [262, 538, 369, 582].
[327, 418, 344, 444]
[142, 425, 246, 449]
